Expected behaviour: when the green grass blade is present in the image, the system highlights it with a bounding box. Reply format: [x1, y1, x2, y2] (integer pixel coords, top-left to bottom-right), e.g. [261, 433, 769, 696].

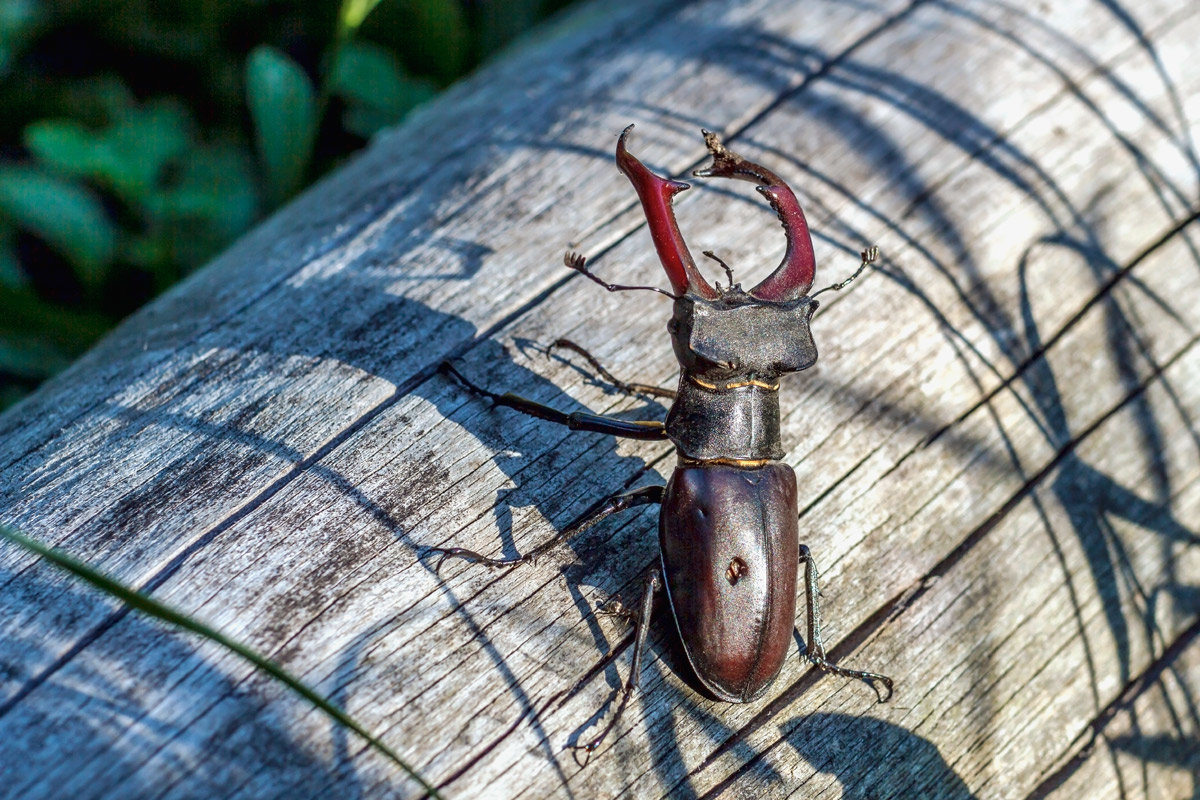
[337, 0, 386, 39]
[0, 525, 442, 799]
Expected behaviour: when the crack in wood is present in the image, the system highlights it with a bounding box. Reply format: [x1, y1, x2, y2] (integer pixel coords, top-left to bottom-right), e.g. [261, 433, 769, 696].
[1024, 614, 1200, 799]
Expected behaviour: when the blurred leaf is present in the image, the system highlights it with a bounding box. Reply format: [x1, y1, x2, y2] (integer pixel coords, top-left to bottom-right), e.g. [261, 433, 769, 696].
[246, 45, 317, 206]
[102, 99, 193, 199]
[25, 99, 193, 202]
[0, 333, 73, 379]
[0, 222, 27, 290]
[0, 166, 116, 285]
[27, 94, 249, 285]
[0, 0, 40, 77]
[146, 144, 260, 274]
[331, 41, 405, 108]
[363, 0, 467, 82]
[332, 40, 436, 137]
[24, 119, 103, 176]
[0, 284, 111, 350]
[163, 144, 259, 239]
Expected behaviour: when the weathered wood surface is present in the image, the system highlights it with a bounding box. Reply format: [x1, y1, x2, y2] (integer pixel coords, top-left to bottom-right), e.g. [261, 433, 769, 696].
[2, 0, 1198, 797]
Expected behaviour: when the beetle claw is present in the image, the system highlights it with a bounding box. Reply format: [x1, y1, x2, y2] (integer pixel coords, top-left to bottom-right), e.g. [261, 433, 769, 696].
[807, 652, 894, 703]
[429, 547, 469, 574]
[564, 250, 588, 273]
[595, 595, 636, 624]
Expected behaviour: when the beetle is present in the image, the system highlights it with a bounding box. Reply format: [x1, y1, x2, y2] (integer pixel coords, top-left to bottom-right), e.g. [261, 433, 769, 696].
[433, 125, 892, 752]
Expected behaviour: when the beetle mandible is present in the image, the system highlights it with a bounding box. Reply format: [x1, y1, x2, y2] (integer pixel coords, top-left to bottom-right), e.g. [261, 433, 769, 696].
[434, 125, 892, 752]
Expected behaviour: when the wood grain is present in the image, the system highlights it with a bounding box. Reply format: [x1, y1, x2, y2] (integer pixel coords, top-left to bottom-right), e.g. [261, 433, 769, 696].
[1, 0, 1197, 797]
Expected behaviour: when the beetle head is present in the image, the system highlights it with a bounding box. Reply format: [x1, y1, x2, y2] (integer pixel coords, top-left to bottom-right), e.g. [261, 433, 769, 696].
[668, 293, 818, 380]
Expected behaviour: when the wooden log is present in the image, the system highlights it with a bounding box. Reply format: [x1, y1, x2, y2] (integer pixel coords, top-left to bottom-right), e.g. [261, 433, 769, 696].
[1, 0, 1198, 797]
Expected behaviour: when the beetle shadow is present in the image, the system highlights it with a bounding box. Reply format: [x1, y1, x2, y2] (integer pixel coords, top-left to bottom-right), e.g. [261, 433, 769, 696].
[693, 712, 972, 799]
[788, 713, 978, 799]
[0, 567, 390, 799]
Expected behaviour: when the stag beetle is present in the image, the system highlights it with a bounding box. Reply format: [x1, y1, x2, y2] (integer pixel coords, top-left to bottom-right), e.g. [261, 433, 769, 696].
[433, 125, 892, 752]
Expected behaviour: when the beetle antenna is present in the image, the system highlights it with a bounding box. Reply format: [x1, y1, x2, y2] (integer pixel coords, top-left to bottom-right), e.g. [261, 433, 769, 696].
[701, 250, 736, 292]
[564, 251, 678, 298]
[812, 245, 878, 300]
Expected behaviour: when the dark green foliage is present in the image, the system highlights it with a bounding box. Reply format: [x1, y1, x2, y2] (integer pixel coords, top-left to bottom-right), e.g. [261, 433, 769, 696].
[0, 0, 577, 409]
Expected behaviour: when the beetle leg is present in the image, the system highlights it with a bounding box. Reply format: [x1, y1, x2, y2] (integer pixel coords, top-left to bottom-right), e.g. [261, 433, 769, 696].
[798, 544, 895, 702]
[441, 361, 669, 440]
[546, 338, 676, 400]
[573, 566, 661, 754]
[430, 485, 664, 572]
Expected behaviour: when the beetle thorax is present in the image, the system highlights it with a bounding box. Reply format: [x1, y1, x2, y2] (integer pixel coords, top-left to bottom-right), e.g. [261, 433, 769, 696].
[664, 292, 819, 463]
